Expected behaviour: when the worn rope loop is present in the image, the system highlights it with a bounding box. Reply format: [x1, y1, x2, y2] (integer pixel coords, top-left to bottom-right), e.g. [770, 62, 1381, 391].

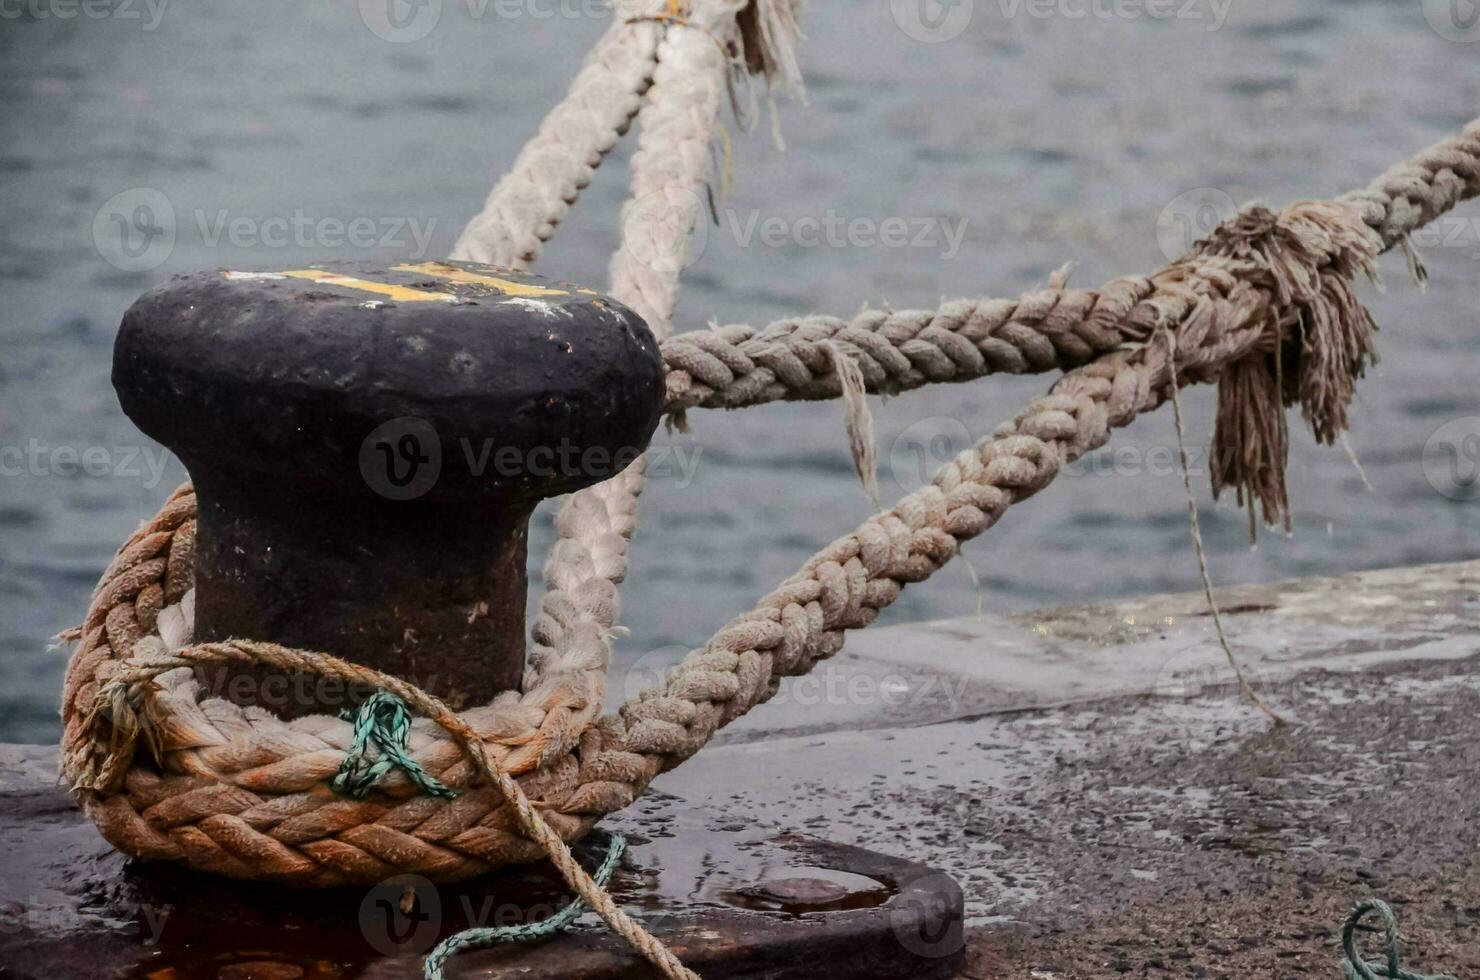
[1340, 899, 1454, 980]
[83, 640, 699, 980]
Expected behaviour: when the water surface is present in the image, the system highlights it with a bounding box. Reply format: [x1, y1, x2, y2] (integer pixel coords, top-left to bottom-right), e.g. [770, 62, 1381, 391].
[1, 0, 1476, 742]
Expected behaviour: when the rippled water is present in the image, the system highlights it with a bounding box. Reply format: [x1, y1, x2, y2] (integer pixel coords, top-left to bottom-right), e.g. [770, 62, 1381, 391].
[1, 0, 1476, 743]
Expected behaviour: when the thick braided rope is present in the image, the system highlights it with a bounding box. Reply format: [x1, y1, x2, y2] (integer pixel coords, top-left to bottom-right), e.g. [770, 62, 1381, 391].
[58, 121, 1479, 891]
[522, 0, 746, 736]
[449, 0, 669, 268]
[658, 121, 1480, 417]
[606, 0, 742, 335]
[97, 641, 696, 980]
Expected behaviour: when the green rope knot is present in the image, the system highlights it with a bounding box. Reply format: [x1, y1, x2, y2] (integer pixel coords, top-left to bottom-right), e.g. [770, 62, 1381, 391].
[1341, 899, 1454, 980]
[332, 691, 456, 799]
[333, 693, 631, 980]
[422, 829, 628, 980]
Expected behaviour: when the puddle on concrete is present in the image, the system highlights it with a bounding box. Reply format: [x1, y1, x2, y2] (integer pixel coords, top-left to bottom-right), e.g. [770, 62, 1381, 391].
[721, 866, 894, 915]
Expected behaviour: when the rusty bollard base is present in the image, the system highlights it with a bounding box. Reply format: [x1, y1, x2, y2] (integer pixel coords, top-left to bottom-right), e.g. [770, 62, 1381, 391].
[0, 749, 965, 980]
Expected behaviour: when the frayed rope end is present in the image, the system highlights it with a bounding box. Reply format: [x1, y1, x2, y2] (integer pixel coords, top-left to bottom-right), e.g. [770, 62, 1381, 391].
[1195, 201, 1382, 538]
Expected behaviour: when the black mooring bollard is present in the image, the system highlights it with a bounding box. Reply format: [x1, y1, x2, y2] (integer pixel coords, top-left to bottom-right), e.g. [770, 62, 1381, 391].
[112, 261, 662, 717]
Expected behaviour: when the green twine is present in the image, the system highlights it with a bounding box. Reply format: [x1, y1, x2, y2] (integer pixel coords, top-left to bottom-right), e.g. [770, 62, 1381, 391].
[1341, 899, 1454, 980]
[332, 693, 631, 980]
[332, 692, 456, 799]
[422, 830, 628, 980]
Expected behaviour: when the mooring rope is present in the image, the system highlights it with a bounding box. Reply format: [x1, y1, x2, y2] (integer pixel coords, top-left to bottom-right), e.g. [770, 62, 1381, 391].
[89, 639, 699, 979]
[51, 4, 1480, 972]
[449, 0, 671, 269]
[335, 692, 635, 980]
[660, 123, 1476, 425]
[58, 122, 1480, 895]
[1340, 899, 1454, 980]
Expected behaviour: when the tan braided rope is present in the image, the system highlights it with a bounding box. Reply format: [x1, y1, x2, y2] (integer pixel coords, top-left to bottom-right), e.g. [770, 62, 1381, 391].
[59, 119, 1479, 917]
[521, 0, 763, 777]
[657, 121, 1480, 419]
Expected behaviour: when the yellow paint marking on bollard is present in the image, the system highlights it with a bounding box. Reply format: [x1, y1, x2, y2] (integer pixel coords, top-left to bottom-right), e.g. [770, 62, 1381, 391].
[277, 269, 460, 303]
[394, 261, 572, 298]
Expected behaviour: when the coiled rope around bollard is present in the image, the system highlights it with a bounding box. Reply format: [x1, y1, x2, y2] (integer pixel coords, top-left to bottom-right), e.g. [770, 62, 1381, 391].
[88, 640, 699, 980]
[335, 693, 634, 980]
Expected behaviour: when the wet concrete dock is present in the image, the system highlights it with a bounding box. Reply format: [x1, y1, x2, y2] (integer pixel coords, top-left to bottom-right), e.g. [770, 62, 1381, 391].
[4, 558, 1478, 977]
[652, 558, 1480, 976]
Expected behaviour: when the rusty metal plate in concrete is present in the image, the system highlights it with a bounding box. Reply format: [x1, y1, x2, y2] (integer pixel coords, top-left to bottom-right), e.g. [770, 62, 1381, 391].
[0, 753, 963, 980]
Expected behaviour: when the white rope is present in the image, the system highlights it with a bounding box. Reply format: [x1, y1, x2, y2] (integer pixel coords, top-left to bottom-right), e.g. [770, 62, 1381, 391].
[449, 0, 670, 268]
